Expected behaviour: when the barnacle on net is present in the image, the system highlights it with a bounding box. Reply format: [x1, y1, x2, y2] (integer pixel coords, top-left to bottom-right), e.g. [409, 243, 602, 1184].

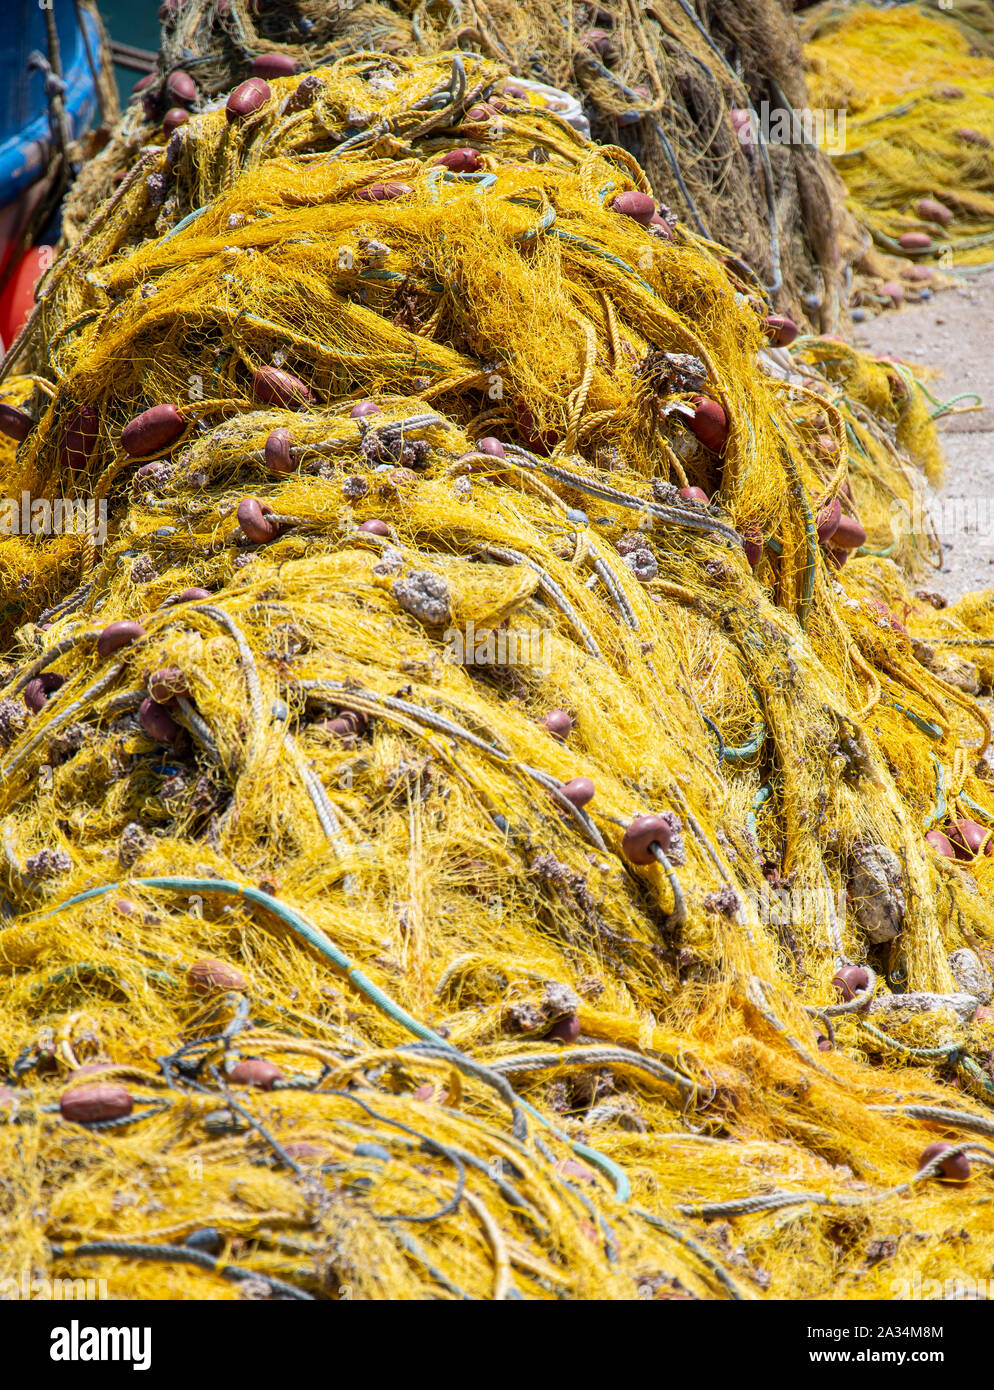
[392, 571, 452, 627]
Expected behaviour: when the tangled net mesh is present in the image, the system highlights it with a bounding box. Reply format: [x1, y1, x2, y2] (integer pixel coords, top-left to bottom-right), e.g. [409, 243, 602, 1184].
[803, 2, 994, 304]
[1, 52, 994, 1302]
[63, 0, 855, 334]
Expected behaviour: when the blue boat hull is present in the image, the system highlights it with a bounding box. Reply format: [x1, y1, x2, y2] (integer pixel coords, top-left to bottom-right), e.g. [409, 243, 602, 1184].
[0, 0, 104, 209]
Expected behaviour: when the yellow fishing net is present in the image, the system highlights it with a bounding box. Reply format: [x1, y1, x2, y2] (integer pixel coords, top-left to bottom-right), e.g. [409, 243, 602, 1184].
[64, 0, 856, 333]
[1, 53, 994, 1302]
[804, 3, 994, 287]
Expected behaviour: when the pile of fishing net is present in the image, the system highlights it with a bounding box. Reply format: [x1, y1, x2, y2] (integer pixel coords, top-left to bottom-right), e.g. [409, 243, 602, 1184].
[803, 2, 994, 313]
[3, 53, 994, 1302]
[915, 0, 994, 57]
[63, 0, 855, 334]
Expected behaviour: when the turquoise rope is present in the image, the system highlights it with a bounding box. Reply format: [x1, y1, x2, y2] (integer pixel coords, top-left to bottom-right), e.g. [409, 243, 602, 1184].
[858, 1019, 960, 1063]
[357, 269, 407, 283]
[32, 877, 631, 1202]
[159, 205, 208, 244]
[710, 684, 767, 763]
[326, 126, 382, 162]
[962, 795, 994, 825]
[551, 228, 657, 296]
[722, 725, 766, 763]
[929, 393, 982, 420]
[959, 1053, 994, 1100]
[923, 754, 947, 832]
[844, 420, 869, 459]
[746, 782, 773, 840]
[888, 700, 944, 742]
[426, 167, 497, 203]
[883, 362, 981, 420]
[30, 961, 175, 998]
[507, 195, 557, 243]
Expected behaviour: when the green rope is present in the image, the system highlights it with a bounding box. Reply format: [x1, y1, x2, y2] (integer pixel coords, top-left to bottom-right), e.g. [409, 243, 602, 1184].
[33, 876, 632, 1202]
[746, 782, 773, 840]
[923, 754, 947, 831]
[857, 1019, 961, 1062]
[709, 682, 767, 763]
[888, 700, 944, 741]
[30, 960, 175, 998]
[962, 795, 994, 825]
[958, 1053, 994, 1101]
[551, 228, 656, 296]
[159, 205, 207, 244]
[721, 724, 766, 763]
